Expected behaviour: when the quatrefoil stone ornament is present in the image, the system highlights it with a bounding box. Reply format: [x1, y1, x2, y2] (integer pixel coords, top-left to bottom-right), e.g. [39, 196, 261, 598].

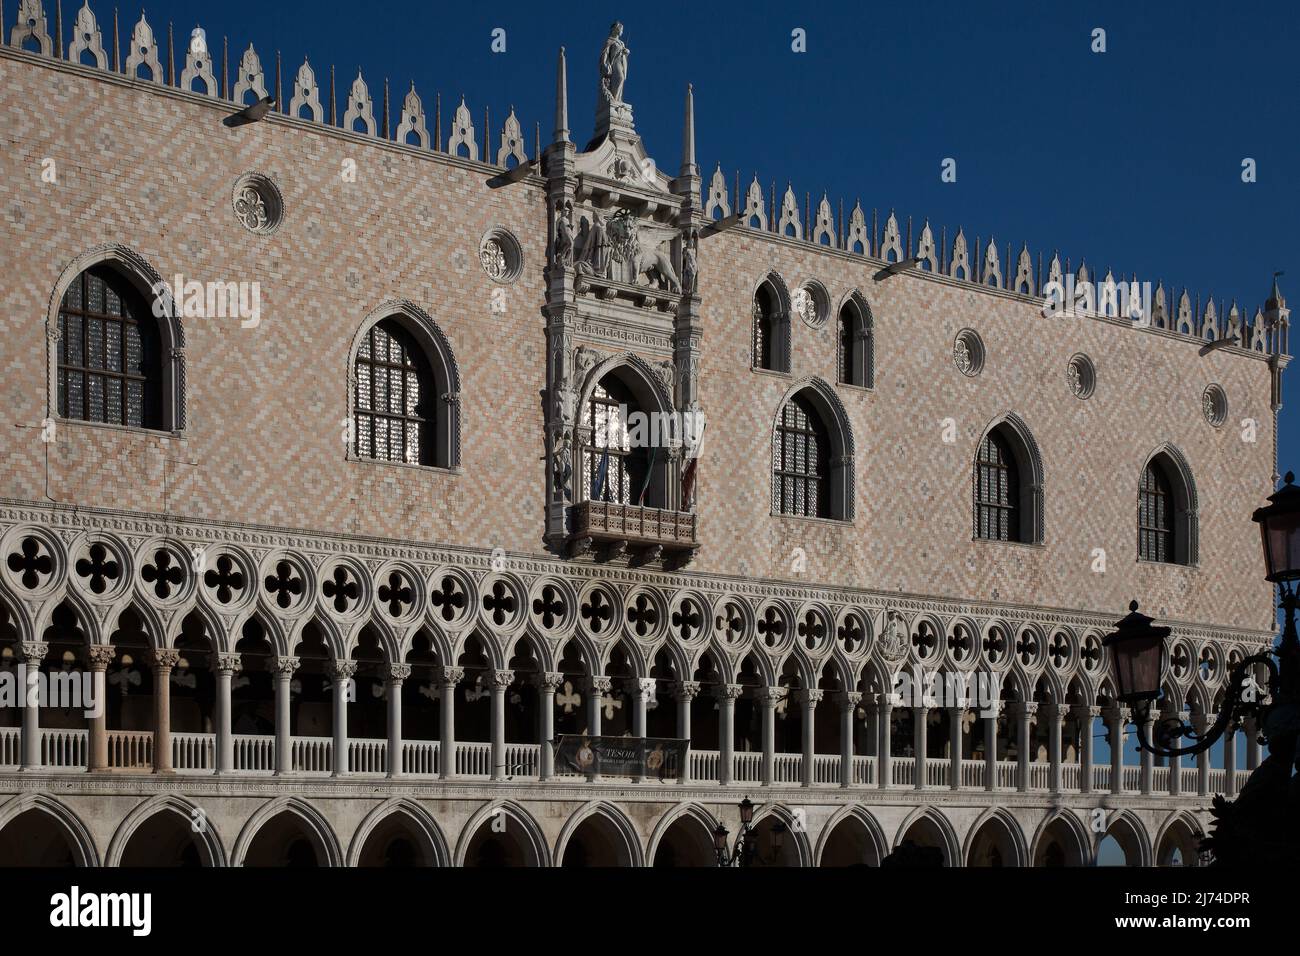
[322, 566, 359, 614]
[76, 543, 121, 595]
[8, 537, 53, 591]
[141, 549, 184, 599]
[203, 555, 246, 604]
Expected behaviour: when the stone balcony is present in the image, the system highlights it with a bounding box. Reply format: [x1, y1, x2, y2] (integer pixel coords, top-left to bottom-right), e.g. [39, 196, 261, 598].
[566, 500, 699, 567]
[2, 728, 1248, 800]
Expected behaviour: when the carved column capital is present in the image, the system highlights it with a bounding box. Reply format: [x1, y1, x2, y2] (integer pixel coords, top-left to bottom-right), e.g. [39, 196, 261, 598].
[490, 669, 516, 689]
[329, 660, 358, 681]
[718, 683, 745, 702]
[386, 663, 412, 684]
[435, 666, 465, 686]
[586, 676, 613, 695]
[87, 645, 117, 670]
[675, 680, 702, 701]
[211, 652, 242, 676]
[838, 691, 863, 711]
[149, 648, 181, 672]
[271, 656, 301, 677]
[16, 642, 49, 665]
[538, 671, 566, 692]
[755, 686, 784, 705]
[798, 689, 824, 706]
[630, 677, 657, 698]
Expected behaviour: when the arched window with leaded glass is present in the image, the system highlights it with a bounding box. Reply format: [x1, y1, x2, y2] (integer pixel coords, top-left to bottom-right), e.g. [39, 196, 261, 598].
[975, 430, 1020, 541]
[354, 319, 434, 465]
[773, 394, 830, 518]
[1137, 447, 1197, 565]
[56, 265, 163, 429]
[973, 415, 1044, 545]
[1138, 461, 1174, 562]
[351, 307, 459, 469]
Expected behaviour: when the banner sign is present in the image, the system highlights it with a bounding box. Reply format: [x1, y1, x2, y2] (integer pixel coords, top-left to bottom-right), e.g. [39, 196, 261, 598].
[553, 736, 688, 779]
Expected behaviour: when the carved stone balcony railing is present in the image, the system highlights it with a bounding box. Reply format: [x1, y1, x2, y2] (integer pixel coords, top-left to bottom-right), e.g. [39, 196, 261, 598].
[567, 500, 699, 567]
[0, 733, 1257, 798]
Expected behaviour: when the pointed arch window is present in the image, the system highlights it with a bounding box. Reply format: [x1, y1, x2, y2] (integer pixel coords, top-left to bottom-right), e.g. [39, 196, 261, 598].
[354, 319, 435, 466]
[773, 393, 831, 518]
[753, 279, 790, 373]
[580, 374, 664, 508]
[1138, 462, 1174, 562]
[57, 265, 163, 429]
[838, 298, 873, 388]
[975, 430, 1020, 542]
[1137, 451, 1196, 565]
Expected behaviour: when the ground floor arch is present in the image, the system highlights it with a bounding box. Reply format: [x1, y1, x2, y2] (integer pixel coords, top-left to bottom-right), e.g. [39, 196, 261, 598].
[235, 799, 342, 867]
[351, 801, 447, 867]
[1155, 812, 1203, 867]
[650, 806, 718, 867]
[1031, 813, 1091, 867]
[964, 809, 1026, 867]
[557, 803, 643, 867]
[817, 807, 886, 866]
[0, 795, 98, 867]
[893, 808, 960, 866]
[458, 801, 549, 867]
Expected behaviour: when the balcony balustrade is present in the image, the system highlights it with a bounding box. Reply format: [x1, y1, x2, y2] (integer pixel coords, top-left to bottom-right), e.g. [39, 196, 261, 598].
[566, 500, 699, 565]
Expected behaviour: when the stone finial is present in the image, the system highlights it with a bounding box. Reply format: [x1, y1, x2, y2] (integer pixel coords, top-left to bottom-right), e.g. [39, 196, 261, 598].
[812, 193, 835, 247]
[1013, 244, 1033, 293]
[231, 42, 267, 104]
[67, 1, 107, 67]
[124, 11, 161, 81]
[980, 237, 1002, 288]
[178, 25, 216, 95]
[1201, 297, 1219, 340]
[289, 57, 322, 121]
[11, 0, 53, 55]
[1099, 269, 1119, 316]
[447, 95, 477, 159]
[497, 107, 527, 167]
[1176, 289, 1195, 335]
[342, 69, 375, 135]
[845, 201, 869, 255]
[704, 163, 730, 220]
[949, 228, 970, 280]
[880, 211, 903, 262]
[395, 81, 428, 147]
[777, 184, 801, 239]
[742, 174, 767, 230]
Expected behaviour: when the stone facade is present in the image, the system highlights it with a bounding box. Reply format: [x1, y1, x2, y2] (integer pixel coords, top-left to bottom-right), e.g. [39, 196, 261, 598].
[0, 5, 1288, 867]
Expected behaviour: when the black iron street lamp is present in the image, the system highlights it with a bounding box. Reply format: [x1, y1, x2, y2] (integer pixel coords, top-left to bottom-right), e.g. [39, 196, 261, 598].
[713, 797, 787, 867]
[1104, 472, 1300, 759]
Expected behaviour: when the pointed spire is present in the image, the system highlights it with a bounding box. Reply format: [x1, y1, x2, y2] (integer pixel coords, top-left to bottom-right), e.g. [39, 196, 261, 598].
[112, 7, 120, 73]
[1267, 271, 1286, 311]
[434, 92, 442, 151]
[553, 46, 569, 144]
[56, 0, 63, 59]
[275, 50, 282, 112]
[166, 21, 174, 85]
[329, 64, 336, 125]
[382, 77, 390, 139]
[680, 82, 697, 177]
[221, 35, 228, 99]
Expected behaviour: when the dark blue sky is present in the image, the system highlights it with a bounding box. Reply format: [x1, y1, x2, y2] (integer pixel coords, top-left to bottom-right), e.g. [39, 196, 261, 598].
[123, 0, 1298, 464]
